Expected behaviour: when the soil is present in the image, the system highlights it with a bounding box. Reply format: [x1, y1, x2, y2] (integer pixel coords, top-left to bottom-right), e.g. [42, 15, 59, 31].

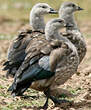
[0, 18, 91, 110]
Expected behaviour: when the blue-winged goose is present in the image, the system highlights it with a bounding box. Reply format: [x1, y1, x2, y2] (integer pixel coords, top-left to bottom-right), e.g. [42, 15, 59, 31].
[8, 18, 79, 109]
[59, 2, 87, 63]
[3, 3, 57, 78]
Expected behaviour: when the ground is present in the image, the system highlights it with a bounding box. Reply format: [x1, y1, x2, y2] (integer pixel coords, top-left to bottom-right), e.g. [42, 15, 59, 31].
[0, 0, 91, 109]
[0, 18, 91, 110]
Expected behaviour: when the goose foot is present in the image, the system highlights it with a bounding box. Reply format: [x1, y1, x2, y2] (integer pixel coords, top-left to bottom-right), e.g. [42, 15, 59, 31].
[50, 95, 70, 105]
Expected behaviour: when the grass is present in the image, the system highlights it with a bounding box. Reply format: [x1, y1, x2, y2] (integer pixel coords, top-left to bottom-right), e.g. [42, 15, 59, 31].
[0, 0, 91, 109]
[0, 34, 15, 40]
[0, 85, 52, 110]
[0, 0, 91, 21]
[0, 0, 91, 37]
[85, 33, 91, 38]
[0, 0, 91, 36]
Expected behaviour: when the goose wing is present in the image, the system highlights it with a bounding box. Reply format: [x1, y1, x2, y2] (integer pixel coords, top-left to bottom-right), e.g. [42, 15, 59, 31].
[8, 38, 69, 96]
[3, 27, 44, 78]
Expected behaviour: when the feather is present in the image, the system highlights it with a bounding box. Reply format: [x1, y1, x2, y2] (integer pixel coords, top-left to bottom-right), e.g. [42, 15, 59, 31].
[3, 29, 44, 77]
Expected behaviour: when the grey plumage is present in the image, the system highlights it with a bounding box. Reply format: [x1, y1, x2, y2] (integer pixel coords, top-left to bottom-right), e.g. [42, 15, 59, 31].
[3, 3, 57, 78]
[30, 3, 57, 32]
[45, 18, 79, 87]
[59, 2, 87, 63]
[39, 56, 50, 71]
[8, 18, 79, 108]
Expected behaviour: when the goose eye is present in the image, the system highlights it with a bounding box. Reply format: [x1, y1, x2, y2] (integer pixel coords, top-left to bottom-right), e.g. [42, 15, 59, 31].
[67, 4, 75, 7]
[59, 21, 62, 23]
[72, 4, 75, 7]
[58, 20, 63, 23]
[42, 6, 47, 8]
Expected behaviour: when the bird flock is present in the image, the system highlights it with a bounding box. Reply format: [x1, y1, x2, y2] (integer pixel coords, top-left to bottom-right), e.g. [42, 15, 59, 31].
[3, 1, 87, 109]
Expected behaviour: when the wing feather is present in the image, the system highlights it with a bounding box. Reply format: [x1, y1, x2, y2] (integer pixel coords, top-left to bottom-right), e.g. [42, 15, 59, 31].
[3, 28, 44, 77]
[9, 39, 69, 96]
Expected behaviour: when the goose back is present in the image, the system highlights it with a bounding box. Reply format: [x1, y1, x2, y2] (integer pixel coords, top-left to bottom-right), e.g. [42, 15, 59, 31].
[3, 27, 44, 78]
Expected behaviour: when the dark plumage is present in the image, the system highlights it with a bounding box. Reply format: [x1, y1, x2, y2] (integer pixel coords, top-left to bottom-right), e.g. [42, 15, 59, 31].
[3, 3, 57, 78]
[8, 35, 66, 109]
[8, 18, 79, 109]
[3, 29, 44, 78]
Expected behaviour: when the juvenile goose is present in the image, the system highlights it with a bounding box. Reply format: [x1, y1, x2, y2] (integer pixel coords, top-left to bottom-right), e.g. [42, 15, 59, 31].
[59, 2, 87, 63]
[3, 3, 57, 78]
[8, 18, 79, 109]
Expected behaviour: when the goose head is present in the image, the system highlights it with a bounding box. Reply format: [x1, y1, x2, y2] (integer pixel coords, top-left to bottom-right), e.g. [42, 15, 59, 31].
[59, 2, 83, 31]
[31, 3, 57, 16]
[30, 3, 57, 32]
[59, 2, 83, 15]
[45, 18, 69, 40]
[48, 18, 66, 29]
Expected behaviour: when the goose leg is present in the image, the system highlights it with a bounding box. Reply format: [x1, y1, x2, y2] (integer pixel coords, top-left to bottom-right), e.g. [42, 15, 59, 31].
[50, 95, 70, 104]
[50, 95, 61, 104]
[21, 95, 38, 99]
[45, 89, 70, 106]
[42, 97, 49, 110]
[42, 89, 50, 109]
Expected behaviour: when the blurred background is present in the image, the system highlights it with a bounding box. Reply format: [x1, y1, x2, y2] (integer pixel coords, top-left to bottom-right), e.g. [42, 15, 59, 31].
[0, 0, 91, 38]
[0, 0, 91, 110]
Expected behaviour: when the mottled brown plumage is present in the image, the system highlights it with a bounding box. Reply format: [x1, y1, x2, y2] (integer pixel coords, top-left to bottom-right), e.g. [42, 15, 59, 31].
[3, 3, 57, 78]
[63, 32, 87, 63]
[8, 19, 79, 108]
[59, 2, 87, 64]
[10, 34, 76, 93]
[8, 28, 44, 62]
[23, 38, 71, 91]
[3, 27, 44, 77]
[50, 2, 87, 97]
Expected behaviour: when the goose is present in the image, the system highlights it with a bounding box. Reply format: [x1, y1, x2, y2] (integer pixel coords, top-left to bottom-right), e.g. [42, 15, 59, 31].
[50, 2, 87, 97]
[8, 18, 79, 109]
[3, 3, 57, 78]
[59, 2, 87, 64]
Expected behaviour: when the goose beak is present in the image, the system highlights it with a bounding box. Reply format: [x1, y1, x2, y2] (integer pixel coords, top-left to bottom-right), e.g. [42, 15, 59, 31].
[76, 6, 84, 11]
[49, 8, 58, 14]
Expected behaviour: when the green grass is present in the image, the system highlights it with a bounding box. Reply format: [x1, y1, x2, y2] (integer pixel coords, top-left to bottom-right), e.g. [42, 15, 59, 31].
[85, 33, 91, 38]
[0, 34, 15, 40]
[0, 85, 46, 110]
